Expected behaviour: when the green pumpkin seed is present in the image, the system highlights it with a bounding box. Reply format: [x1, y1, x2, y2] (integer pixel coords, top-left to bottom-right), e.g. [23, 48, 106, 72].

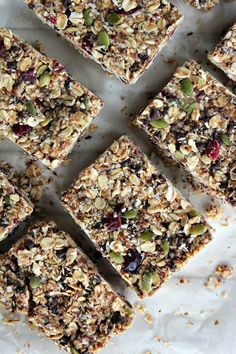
[150, 119, 168, 129]
[39, 71, 51, 87]
[80, 95, 89, 110]
[83, 8, 94, 26]
[161, 241, 169, 256]
[189, 209, 200, 218]
[41, 113, 53, 127]
[220, 133, 230, 146]
[141, 271, 153, 292]
[110, 251, 124, 264]
[180, 78, 193, 96]
[182, 101, 198, 114]
[36, 64, 48, 77]
[70, 347, 79, 354]
[190, 223, 207, 236]
[106, 13, 122, 25]
[98, 31, 110, 49]
[29, 276, 41, 289]
[152, 271, 160, 286]
[140, 230, 155, 242]
[26, 100, 36, 116]
[3, 196, 10, 206]
[109, 200, 117, 206]
[123, 209, 138, 219]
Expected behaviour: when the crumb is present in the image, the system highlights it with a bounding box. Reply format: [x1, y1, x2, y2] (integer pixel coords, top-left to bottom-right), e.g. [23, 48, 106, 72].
[88, 124, 98, 133]
[32, 40, 45, 53]
[220, 291, 228, 299]
[179, 277, 184, 284]
[204, 275, 222, 290]
[85, 135, 92, 140]
[121, 106, 128, 115]
[215, 264, 233, 279]
[120, 96, 126, 100]
[134, 302, 146, 315]
[205, 205, 223, 220]
[1, 312, 20, 325]
[154, 336, 170, 346]
[164, 57, 177, 66]
[187, 321, 194, 326]
[144, 313, 153, 324]
[214, 320, 220, 326]
[187, 31, 193, 36]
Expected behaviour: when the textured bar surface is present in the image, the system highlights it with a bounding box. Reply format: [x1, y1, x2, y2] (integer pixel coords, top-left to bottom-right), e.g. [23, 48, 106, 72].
[0, 221, 134, 353]
[0, 29, 103, 170]
[209, 23, 236, 81]
[62, 136, 212, 298]
[135, 60, 236, 207]
[0, 169, 33, 242]
[24, 0, 183, 84]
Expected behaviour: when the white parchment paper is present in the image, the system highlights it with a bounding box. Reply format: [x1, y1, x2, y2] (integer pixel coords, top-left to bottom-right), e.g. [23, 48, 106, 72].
[0, 1, 236, 353]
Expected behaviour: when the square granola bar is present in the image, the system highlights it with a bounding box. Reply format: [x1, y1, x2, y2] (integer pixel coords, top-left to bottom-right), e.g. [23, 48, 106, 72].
[135, 60, 236, 207]
[0, 221, 134, 353]
[208, 23, 236, 81]
[0, 168, 33, 242]
[62, 136, 212, 298]
[24, 0, 183, 84]
[0, 29, 103, 170]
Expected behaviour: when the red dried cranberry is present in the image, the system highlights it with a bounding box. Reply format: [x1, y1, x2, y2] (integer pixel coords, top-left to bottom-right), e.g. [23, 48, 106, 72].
[21, 69, 36, 83]
[47, 15, 57, 25]
[0, 40, 6, 57]
[106, 213, 121, 231]
[53, 59, 65, 72]
[12, 124, 32, 136]
[123, 249, 142, 273]
[205, 139, 220, 161]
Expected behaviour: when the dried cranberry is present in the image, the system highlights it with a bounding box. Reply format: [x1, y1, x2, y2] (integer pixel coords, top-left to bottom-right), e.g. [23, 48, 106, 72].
[24, 238, 35, 250]
[47, 15, 57, 25]
[123, 249, 142, 273]
[205, 140, 220, 161]
[149, 107, 159, 120]
[106, 213, 121, 231]
[139, 52, 148, 64]
[56, 247, 68, 259]
[12, 124, 32, 136]
[21, 69, 36, 83]
[129, 61, 139, 73]
[7, 61, 17, 70]
[53, 60, 65, 73]
[0, 40, 6, 57]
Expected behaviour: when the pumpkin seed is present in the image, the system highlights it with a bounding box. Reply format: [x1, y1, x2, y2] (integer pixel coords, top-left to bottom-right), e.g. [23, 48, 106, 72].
[26, 100, 36, 116]
[220, 133, 230, 146]
[189, 209, 200, 218]
[182, 101, 198, 114]
[152, 272, 160, 286]
[106, 13, 122, 25]
[161, 241, 169, 256]
[83, 8, 94, 26]
[141, 271, 153, 292]
[150, 119, 168, 129]
[180, 78, 193, 96]
[123, 209, 138, 219]
[80, 95, 89, 110]
[36, 64, 48, 77]
[71, 347, 79, 354]
[39, 71, 51, 87]
[190, 223, 207, 236]
[3, 196, 10, 206]
[41, 113, 53, 127]
[29, 276, 41, 289]
[140, 230, 155, 242]
[98, 31, 110, 49]
[110, 251, 124, 264]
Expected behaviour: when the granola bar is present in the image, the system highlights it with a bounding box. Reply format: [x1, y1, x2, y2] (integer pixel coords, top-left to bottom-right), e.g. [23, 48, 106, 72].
[0, 29, 103, 170]
[62, 136, 212, 298]
[0, 221, 134, 353]
[0, 169, 33, 242]
[135, 60, 236, 207]
[186, 0, 219, 10]
[208, 23, 236, 82]
[24, 0, 183, 84]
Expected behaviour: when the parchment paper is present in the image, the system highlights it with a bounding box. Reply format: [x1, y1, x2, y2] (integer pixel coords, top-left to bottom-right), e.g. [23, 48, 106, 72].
[0, 1, 236, 353]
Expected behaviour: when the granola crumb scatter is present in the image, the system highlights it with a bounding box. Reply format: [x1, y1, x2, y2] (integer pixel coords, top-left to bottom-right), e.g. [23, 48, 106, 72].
[204, 275, 221, 290]
[24, 0, 183, 84]
[134, 302, 146, 315]
[186, 0, 219, 10]
[62, 136, 212, 298]
[215, 264, 233, 279]
[205, 204, 223, 220]
[0, 28, 103, 170]
[214, 320, 220, 326]
[0, 222, 134, 353]
[209, 23, 236, 82]
[135, 60, 236, 207]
